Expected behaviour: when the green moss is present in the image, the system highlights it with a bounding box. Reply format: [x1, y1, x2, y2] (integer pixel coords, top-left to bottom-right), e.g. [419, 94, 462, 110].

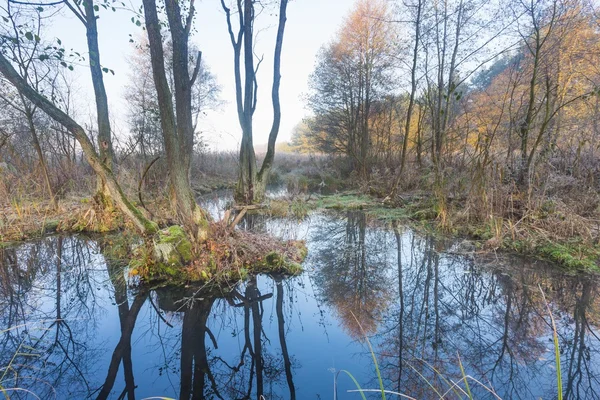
[499, 238, 600, 271]
[0, 241, 19, 249]
[537, 243, 600, 271]
[294, 240, 309, 260]
[154, 225, 193, 266]
[265, 251, 284, 266]
[100, 233, 139, 262]
[238, 267, 249, 280]
[132, 236, 186, 281]
[505, 239, 528, 253]
[42, 220, 59, 234]
[251, 241, 308, 276]
[365, 207, 409, 221]
[122, 194, 158, 235]
[317, 193, 376, 210]
[283, 262, 303, 275]
[159, 264, 181, 277]
[468, 225, 493, 240]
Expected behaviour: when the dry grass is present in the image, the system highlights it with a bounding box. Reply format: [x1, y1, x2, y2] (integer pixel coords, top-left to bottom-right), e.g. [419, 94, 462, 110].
[0, 198, 82, 242]
[132, 220, 307, 284]
[0, 196, 134, 243]
[188, 222, 305, 280]
[363, 155, 600, 270]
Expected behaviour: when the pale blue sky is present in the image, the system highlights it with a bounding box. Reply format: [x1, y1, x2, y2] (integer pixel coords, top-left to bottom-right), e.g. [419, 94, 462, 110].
[46, 0, 358, 150]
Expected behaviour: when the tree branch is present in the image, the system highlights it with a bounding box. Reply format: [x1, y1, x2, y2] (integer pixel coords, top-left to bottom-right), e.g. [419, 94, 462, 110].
[189, 50, 202, 86]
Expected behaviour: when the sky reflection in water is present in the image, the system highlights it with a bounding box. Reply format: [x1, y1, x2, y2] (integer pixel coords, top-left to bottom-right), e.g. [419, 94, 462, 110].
[1, 210, 599, 399]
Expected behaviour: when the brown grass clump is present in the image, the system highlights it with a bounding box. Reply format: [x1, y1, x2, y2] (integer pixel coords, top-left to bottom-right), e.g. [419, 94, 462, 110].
[0, 198, 84, 242]
[58, 201, 125, 233]
[133, 221, 307, 285]
[182, 222, 306, 283]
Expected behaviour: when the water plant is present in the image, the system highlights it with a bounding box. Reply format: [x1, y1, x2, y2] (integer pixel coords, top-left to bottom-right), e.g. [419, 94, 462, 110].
[335, 290, 564, 400]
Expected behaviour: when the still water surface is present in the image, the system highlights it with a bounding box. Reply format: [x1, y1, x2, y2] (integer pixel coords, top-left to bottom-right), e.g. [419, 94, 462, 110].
[1, 196, 599, 399]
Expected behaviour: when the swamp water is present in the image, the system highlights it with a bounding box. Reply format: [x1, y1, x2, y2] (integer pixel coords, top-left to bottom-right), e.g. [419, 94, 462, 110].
[1, 195, 600, 399]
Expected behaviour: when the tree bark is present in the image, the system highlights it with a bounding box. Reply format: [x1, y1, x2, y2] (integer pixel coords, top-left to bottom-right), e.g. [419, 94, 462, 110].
[142, 0, 210, 239]
[83, 0, 116, 206]
[236, 0, 258, 204]
[256, 0, 288, 199]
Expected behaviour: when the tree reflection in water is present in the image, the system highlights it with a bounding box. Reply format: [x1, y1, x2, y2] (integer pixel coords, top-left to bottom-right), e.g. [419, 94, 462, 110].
[0, 236, 299, 399]
[152, 274, 297, 400]
[309, 212, 600, 399]
[95, 254, 148, 400]
[0, 236, 107, 398]
[311, 211, 392, 337]
[1, 212, 600, 399]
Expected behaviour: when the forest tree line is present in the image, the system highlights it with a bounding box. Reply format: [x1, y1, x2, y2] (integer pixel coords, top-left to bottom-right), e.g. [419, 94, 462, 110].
[293, 0, 600, 199]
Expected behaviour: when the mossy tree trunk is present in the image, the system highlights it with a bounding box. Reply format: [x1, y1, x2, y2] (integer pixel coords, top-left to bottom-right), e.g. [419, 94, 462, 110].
[142, 0, 210, 239]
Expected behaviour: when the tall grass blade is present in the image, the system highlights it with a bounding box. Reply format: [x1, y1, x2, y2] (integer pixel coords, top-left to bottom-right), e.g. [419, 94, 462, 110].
[350, 311, 386, 400]
[0, 387, 41, 399]
[336, 370, 367, 400]
[404, 361, 444, 399]
[457, 353, 473, 400]
[539, 284, 563, 400]
[347, 388, 417, 399]
[0, 384, 8, 399]
[141, 397, 176, 400]
[440, 375, 502, 400]
[413, 358, 465, 399]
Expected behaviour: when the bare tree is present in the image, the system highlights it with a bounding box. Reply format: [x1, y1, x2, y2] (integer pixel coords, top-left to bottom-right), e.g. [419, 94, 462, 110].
[221, 0, 289, 204]
[124, 35, 220, 163]
[0, 3, 57, 209]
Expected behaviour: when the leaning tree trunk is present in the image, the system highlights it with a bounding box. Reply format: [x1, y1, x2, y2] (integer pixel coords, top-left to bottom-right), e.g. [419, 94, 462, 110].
[0, 52, 158, 235]
[83, 0, 116, 208]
